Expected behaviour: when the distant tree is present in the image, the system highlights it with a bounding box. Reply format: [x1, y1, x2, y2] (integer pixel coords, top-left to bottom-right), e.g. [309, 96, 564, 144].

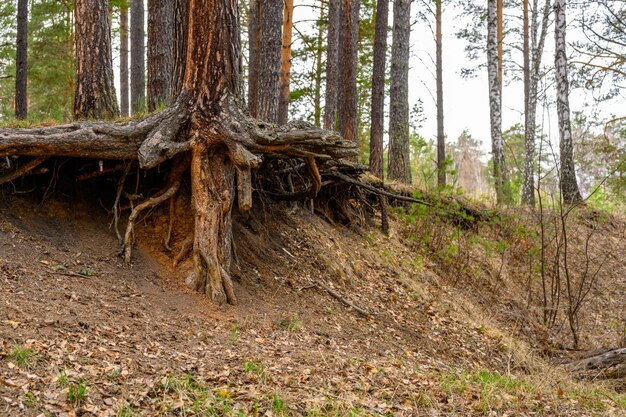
[74, 0, 119, 119]
[248, 0, 283, 122]
[486, 0, 511, 204]
[554, 0, 582, 204]
[147, 0, 174, 111]
[387, 0, 412, 183]
[338, 0, 361, 146]
[130, 0, 145, 114]
[521, 0, 551, 206]
[435, 0, 445, 186]
[14, 0, 27, 120]
[278, 0, 294, 125]
[323, 0, 341, 130]
[369, 0, 389, 179]
[119, 3, 129, 117]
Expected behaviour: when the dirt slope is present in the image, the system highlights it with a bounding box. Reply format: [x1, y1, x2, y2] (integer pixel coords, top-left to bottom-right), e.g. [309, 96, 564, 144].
[0, 196, 624, 416]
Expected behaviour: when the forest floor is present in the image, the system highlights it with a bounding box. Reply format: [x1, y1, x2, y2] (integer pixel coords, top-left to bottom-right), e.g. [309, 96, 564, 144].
[0, 193, 625, 416]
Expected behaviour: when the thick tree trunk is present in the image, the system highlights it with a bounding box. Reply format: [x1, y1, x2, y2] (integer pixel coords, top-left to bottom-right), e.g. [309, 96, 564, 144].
[248, 0, 283, 123]
[74, 0, 119, 120]
[338, 0, 360, 147]
[130, 0, 145, 115]
[120, 5, 130, 117]
[387, 0, 411, 183]
[278, 0, 294, 125]
[369, 0, 388, 179]
[554, 0, 582, 204]
[324, 0, 341, 130]
[522, 0, 550, 206]
[148, 0, 174, 112]
[436, 0, 445, 187]
[15, 0, 28, 120]
[487, 0, 510, 204]
[171, 0, 188, 99]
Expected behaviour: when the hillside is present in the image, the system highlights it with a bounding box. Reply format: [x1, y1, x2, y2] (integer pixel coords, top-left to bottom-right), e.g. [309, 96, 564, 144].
[0, 193, 625, 416]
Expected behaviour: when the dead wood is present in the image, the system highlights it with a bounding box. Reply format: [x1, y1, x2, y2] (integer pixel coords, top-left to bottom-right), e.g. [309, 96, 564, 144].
[316, 282, 378, 317]
[563, 347, 626, 370]
[0, 157, 48, 185]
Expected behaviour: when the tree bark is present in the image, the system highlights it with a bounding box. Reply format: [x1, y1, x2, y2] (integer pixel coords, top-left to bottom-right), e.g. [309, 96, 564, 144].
[120, 5, 130, 117]
[247, 0, 283, 123]
[436, 0, 445, 187]
[15, 0, 28, 120]
[554, 0, 582, 204]
[323, 0, 341, 131]
[278, 0, 294, 125]
[338, 0, 360, 148]
[521, 0, 550, 206]
[497, 0, 503, 93]
[369, 0, 388, 179]
[313, 1, 325, 127]
[387, 0, 411, 183]
[171, 0, 188, 99]
[487, 0, 510, 204]
[131, 0, 145, 115]
[521, 0, 531, 205]
[147, 0, 174, 112]
[74, 0, 119, 120]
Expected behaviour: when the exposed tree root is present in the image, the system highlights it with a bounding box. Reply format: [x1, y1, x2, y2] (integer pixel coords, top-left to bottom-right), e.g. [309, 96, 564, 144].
[173, 236, 193, 268]
[0, 156, 48, 185]
[315, 282, 378, 318]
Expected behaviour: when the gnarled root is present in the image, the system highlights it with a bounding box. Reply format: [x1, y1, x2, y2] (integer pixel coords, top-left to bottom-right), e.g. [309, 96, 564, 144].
[184, 146, 238, 305]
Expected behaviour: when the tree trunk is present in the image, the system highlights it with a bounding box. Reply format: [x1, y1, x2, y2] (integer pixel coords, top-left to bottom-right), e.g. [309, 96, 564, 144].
[74, 0, 119, 120]
[278, 0, 294, 125]
[521, 0, 531, 205]
[387, 0, 411, 183]
[487, 0, 510, 204]
[497, 0, 503, 93]
[313, 1, 325, 127]
[435, 0, 445, 187]
[323, 0, 341, 130]
[131, 0, 145, 115]
[15, 0, 28, 120]
[247, 0, 283, 123]
[148, 0, 174, 112]
[338, 0, 360, 147]
[171, 0, 188, 99]
[120, 5, 130, 117]
[522, 0, 550, 206]
[554, 0, 582, 204]
[369, 0, 388, 179]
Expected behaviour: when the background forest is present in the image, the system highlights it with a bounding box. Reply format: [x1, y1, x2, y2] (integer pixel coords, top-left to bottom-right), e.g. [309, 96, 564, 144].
[1, 0, 624, 211]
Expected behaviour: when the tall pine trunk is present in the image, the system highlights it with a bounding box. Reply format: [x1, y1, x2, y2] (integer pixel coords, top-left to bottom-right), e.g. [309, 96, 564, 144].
[278, 0, 294, 125]
[435, 0, 445, 186]
[323, 0, 341, 130]
[147, 0, 174, 111]
[15, 0, 28, 120]
[130, 0, 145, 114]
[247, 0, 283, 123]
[387, 0, 411, 183]
[313, 2, 325, 127]
[171, 0, 188, 98]
[338, 0, 360, 146]
[487, 0, 510, 204]
[369, 0, 388, 179]
[74, 0, 119, 120]
[554, 0, 582, 204]
[120, 5, 129, 117]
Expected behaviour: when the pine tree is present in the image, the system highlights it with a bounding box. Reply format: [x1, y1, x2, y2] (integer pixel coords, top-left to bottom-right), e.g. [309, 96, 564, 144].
[74, 0, 119, 119]
[130, 0, 145, 114]
[14, 0, 28, 120]
[435, 0, 445, 186]
[369, 0, 388, 179]
[338, 0, 360, 146]
[147, 0, 174, 111]
[120, 4, 129, 117]
[387, 0, 411, 183]
[278, 0, 294, 125]
[323, 0, 341, 130]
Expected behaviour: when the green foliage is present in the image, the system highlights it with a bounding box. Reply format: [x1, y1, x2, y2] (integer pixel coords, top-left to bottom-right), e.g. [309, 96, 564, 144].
[279, 314, 302, 332]
[67, 380, 88, 406]
[9, 344, 36, 369]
